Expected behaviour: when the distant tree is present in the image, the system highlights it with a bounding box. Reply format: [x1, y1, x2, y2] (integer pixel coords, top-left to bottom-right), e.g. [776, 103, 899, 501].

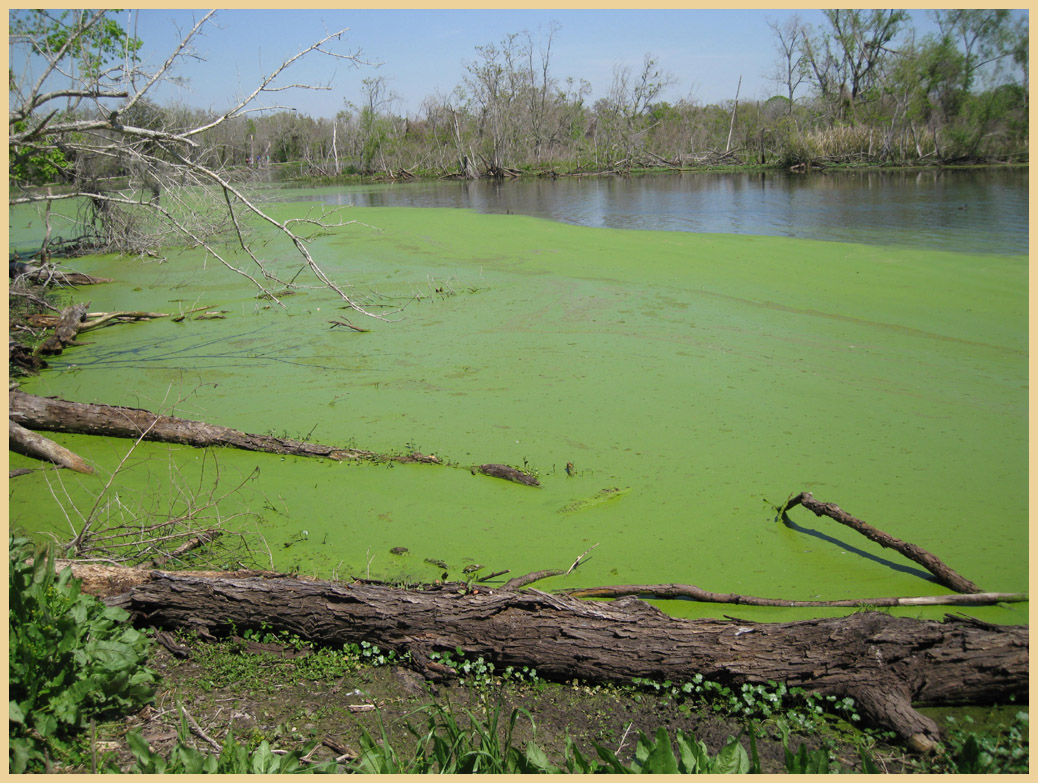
[767, 14, 808, 112]
[931, 9, 1026, 92]
[802, 9, 909, 122]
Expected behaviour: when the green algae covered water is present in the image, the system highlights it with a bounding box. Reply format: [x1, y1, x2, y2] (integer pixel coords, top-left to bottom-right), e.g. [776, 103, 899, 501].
[9, 205, 1027, 624]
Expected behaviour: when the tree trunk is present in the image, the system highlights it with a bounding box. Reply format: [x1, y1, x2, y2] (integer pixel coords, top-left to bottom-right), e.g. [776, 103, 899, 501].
[70, 563, 1028, 752]
[9, 419, 93, 473]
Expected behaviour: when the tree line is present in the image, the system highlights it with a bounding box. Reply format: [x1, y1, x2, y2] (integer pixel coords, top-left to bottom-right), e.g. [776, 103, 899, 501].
[162, 10, 1030, 179]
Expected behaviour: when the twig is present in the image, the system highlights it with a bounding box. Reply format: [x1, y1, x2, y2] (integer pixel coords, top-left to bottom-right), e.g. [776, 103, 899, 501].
[566, 544, 598, 574]
[180, 704, 222, 753]
[329, 319, 370, 332]
[503, 545, 598, 590]
[476, 569, 510, 582]
[559, 584, 1026, 607]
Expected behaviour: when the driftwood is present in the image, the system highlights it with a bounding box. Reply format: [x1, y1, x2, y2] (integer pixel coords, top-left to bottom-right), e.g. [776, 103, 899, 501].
[9, 419, 94, 474]
[61, 562, 1027, 753]
[502, 544, 597, 590]
[12, 261, 113, 286]
[561, 583, 1026, 607]
[474, 463, 540, 486]
[25, 310, 169, 331]
[9, 390, 441, 466]
[780, 492, 981, 594]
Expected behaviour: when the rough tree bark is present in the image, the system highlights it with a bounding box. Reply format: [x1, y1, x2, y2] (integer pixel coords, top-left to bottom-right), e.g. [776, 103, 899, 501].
[65, 563, 1028, 753]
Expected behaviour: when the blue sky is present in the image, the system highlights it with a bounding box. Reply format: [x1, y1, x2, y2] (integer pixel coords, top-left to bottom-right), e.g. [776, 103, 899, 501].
[116, 8, 947, 117]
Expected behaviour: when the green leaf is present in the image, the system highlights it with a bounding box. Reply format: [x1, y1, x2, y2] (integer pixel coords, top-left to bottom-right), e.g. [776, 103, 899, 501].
[642, 727, 679, 774]
[675, 730, 709, 773]
[522, 741, 560, 773]
[712, 737, 750, 774]
[9, 737, 34, 773]
[9, 700, 26, 725]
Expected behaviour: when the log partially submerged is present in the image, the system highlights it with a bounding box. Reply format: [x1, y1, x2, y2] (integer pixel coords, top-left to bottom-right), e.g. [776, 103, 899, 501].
[475, 463, 540, 486]
[780, 491, 981, 594]
[9, 390, 440, 466]
[65, 562, 1027, 753]
[9, 419, 93, 474]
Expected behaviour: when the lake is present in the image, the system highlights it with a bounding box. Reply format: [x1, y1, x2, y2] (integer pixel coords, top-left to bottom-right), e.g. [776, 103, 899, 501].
[8, 169, 1029, 624]
[275, 167, 1029, 255]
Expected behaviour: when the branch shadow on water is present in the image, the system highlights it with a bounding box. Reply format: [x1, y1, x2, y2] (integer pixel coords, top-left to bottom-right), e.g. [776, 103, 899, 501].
[779, 512, 937, 584]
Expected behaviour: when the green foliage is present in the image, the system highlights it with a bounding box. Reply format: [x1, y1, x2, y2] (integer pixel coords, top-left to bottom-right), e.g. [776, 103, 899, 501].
[185, 629, 405, 693]
[923, 711, 1029, 774]
[347, 697, 871, 774]
[631, 673, 858, 732]
[8, 120, 69, 185]
[8, 536, 157, 772]
[10, 10, 142, 79]
[123, 714, 336, 773]
[427, 647, 541, 689]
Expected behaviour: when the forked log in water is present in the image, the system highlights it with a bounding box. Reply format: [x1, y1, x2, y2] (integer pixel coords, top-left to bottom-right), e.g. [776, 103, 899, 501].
[779, 491, 981, 594]
[58, 562, 1028, 754]
[8, 390, 441, 466]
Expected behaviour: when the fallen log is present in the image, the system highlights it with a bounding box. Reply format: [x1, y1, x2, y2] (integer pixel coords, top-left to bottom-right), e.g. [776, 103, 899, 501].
[8, 389, 441, 466]
[65, 563, 1027, 753]
[9, 419, 93, 473]
[25, 310, 169, 330]
[780, 492, 981, 594]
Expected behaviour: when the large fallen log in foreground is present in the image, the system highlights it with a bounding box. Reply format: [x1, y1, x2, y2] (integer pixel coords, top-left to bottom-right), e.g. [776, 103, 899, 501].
[8, 390, 439, 465]
[66, 563, 1027, 753]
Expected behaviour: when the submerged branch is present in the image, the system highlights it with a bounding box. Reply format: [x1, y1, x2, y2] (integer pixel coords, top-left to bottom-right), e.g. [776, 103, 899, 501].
[779, 491, 982, 594]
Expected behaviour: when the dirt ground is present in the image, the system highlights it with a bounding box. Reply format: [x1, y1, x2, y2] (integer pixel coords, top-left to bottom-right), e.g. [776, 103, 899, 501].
[85, 632, 917, 774]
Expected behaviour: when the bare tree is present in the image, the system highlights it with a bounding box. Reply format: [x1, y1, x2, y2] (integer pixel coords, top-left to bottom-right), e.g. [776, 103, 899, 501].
[602, 54, 676, 167]
[8, 9, 389, 317]
[767, 15, 807, 112]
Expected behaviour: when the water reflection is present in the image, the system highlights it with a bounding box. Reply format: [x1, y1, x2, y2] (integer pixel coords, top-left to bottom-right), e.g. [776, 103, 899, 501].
[277, 168, 1028, 255]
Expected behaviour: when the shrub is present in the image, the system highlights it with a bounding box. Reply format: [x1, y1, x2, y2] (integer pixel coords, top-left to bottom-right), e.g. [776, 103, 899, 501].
[8, 536, 158, 772]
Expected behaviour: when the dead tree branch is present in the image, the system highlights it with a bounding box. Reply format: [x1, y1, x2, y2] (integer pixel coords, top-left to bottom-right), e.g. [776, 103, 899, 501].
[780, 491, 982, 593]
